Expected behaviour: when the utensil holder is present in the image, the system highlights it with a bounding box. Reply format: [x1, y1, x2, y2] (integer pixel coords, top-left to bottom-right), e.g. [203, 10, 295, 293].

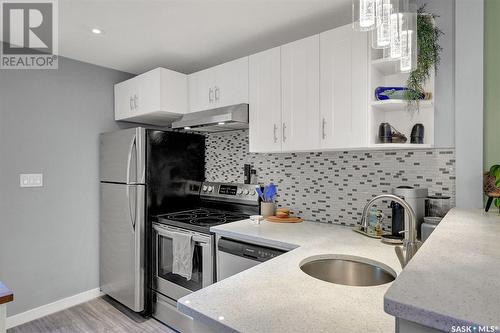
[261, 202, 275, 218]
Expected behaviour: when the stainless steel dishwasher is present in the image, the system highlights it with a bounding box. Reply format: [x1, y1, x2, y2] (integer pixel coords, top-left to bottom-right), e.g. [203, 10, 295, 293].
[216, 237, 287, 281]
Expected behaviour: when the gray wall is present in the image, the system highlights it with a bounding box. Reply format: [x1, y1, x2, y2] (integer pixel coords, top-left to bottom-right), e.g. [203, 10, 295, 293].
[0, 56, 133, 316]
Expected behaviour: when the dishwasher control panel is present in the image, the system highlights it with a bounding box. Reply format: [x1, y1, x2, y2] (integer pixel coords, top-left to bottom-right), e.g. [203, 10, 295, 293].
[218, 237, 286, 263]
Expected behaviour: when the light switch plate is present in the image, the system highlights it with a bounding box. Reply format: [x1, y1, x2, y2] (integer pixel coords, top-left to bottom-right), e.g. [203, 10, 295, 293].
[20, 173, 43, 188]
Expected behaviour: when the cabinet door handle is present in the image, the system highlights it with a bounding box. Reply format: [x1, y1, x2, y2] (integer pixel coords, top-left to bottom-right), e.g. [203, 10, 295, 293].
[282, 123, 286, 142]
[129, 96, 134, 111]
[134, 94, 138, 110]
[322, 118, 326, 139]
[209, 88, 214, 103]
[273, 124, 278, 143]
[214, 86, 220, 102]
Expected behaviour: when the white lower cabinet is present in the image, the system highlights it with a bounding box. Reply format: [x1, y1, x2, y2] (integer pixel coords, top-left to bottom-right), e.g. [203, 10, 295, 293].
[320, 25, 368, 149]
[281, 35, 321, 152]
[249, 47, 282, 153]
[114, 68, 188, 126]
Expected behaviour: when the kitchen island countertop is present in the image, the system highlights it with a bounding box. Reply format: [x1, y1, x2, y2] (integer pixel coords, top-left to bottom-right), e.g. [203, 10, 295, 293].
[178, 219, 402, 333]
[384, 209, 500, 331]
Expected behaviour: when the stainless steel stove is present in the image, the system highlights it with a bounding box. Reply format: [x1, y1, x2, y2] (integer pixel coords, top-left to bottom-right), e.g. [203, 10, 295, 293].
[151, 182, 259, 332]
[159, 208, 249, 231]
[155, 182, 260, 233]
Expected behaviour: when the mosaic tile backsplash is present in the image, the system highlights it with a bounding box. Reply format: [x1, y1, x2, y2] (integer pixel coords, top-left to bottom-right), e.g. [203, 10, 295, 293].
[205, 130, 456, 229]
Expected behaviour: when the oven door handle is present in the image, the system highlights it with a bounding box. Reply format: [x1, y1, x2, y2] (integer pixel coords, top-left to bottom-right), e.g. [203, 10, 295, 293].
[153, 224, 210, 244]
[200, 241, 213, 288]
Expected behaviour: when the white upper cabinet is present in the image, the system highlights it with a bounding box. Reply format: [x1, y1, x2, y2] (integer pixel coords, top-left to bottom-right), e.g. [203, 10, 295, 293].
[188, 67, 215, 113]
[115, 76, 136, 120]
[249, 47, 282, 153]
[320, 25, 368, 149]
[114, 68, 188, 126]
[281, 35, 320, 152]
[188, 57, 249, 112]
[215, 57, 249, 107]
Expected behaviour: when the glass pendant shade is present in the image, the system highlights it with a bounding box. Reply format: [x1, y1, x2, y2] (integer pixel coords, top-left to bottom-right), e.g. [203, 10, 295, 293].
[382, 46, 392, 60]
[353, 0, 418, 74]
[372, 0, 396, 49]
[389, 12, 403, 58]
[400, 6, 417, 72]
[353, 0, 377, 31]
[400, 30, 413, 71]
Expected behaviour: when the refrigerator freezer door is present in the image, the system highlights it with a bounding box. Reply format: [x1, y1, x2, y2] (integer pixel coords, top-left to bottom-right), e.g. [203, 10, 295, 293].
[100, 127, 145, 184]
[145, 131, 205, 215]
[100, 182, 145, 312]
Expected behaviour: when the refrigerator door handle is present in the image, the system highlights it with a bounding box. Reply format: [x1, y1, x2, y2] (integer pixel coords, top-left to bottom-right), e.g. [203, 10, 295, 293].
[126, 135, 137, 185]
[135, 128, 146, 184]
[127, 185, 137, 230]
[134, 185, 145, 310]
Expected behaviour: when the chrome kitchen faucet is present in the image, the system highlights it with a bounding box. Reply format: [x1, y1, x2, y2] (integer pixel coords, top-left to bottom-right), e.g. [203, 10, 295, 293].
[360, 194, 420, 268]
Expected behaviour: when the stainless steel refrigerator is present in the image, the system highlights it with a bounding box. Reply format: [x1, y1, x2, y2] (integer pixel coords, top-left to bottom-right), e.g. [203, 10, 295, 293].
[99, 127, 205, 313]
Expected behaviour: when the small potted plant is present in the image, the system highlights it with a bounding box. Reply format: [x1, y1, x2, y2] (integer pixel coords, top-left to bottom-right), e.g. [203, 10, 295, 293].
[484, 165, 500, 212]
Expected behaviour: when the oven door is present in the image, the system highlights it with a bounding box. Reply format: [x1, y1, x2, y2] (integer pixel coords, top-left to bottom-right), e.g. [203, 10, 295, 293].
[152, 223, 213, 301]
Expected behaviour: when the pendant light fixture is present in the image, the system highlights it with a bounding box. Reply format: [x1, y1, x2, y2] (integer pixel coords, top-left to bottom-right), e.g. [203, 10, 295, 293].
[372, 0, 397, 49]
[354, 0, 417, 73]
[400, 4, 417, 72]
[389, 12, 403, 58]
[352, 0, 377, 31]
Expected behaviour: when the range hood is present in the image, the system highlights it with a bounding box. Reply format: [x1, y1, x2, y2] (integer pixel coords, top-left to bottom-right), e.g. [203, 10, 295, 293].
[172, 103, 248, 133]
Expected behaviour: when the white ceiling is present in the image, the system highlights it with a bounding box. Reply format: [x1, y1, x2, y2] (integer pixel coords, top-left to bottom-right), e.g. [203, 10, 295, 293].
[59, 0, 351, 74]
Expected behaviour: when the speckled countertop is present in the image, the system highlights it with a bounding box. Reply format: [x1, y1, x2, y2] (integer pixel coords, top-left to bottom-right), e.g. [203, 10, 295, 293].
[177, 220, 402, 333]
[384, 208, 500, 331]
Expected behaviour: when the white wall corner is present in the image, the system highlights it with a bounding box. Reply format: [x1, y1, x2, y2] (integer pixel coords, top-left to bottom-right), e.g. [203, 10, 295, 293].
[5, 288, 103, 329]
[455, 0, 484, 208]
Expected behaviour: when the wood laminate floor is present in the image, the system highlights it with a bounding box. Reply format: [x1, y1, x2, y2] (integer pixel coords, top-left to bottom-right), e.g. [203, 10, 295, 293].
[8, 297, 176, 333]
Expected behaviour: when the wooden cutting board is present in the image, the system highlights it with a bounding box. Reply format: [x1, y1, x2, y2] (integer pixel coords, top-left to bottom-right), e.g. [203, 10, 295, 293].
[266, 216, 304, 223]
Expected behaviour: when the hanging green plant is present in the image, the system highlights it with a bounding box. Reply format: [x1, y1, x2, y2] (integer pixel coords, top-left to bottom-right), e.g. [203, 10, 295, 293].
[404, 4, 444, 109]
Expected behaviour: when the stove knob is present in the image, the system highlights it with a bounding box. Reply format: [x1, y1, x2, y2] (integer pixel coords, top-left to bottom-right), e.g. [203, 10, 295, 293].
[250, 191, 256, 196]
[202, 185, 208, 192]
[243, 189, 249, 195]
[207, 186, 214, 193]
[237, 188, 243, 195]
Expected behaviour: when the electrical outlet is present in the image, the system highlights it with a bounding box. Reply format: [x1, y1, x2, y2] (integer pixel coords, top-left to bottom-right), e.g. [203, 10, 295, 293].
[20, 174, 43, 188]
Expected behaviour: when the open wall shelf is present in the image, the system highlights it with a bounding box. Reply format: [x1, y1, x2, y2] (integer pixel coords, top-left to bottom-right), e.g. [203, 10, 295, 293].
[368, 45, 435, 147]
[371, 100, 434, 111]
[368, 143, 434, 149]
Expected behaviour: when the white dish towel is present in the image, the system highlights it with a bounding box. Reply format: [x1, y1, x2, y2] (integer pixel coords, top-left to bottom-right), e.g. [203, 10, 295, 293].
[171, 231, 194, 280]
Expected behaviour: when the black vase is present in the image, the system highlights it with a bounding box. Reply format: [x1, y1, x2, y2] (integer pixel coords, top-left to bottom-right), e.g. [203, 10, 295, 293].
[378, 123, 392, 143]
[411, 124, 425, 144]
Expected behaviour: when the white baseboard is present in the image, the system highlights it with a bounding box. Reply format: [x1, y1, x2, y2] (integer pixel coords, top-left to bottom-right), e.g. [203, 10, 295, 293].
[6, 288, 103, 329]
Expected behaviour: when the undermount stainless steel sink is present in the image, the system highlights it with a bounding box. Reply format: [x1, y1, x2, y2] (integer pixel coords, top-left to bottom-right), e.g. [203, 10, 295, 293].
[300, 255, 396, 287]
